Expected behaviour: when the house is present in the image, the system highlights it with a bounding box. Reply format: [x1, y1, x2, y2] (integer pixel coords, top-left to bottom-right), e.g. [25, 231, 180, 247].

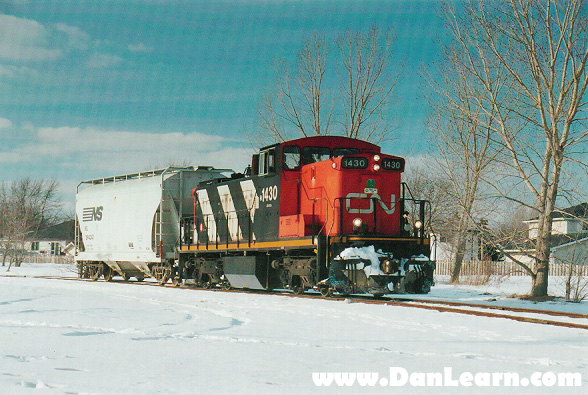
[28, 220, 75, 257]
[504, 203, 588, 266]
[431, 228, 492, 262]
[524, 203, 588, 238]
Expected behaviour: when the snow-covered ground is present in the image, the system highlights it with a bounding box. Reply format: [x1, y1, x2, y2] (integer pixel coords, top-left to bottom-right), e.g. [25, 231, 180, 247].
[1, 262, 587, 394]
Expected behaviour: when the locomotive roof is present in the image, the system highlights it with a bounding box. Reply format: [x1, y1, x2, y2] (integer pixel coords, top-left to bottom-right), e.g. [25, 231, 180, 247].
[260, 135, 381, 152]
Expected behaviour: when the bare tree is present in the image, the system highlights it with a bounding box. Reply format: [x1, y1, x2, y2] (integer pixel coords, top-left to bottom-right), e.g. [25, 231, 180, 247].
[402, 164, 455, 235]
[427, 39, 502, 283]
[337, 27, 399, 141]
[443, 0, 588, 296]
[256, 27, 398, 144]
[0, 178, 61, 269]
[257, 34, 331, 143]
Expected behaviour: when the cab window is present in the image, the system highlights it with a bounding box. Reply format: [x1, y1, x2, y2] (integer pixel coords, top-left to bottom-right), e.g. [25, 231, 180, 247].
[302, 147, 330, 165]
[333, 147, 360, 157]
[283, 145, 301, 170]
[258, 149, 276, 175]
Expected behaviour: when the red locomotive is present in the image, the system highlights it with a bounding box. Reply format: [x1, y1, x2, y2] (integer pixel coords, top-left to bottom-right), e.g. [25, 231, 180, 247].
[179, 135, 434, 296]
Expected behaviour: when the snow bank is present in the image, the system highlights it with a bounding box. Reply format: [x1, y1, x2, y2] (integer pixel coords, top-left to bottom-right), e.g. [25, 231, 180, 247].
[0, 265, 587, 393]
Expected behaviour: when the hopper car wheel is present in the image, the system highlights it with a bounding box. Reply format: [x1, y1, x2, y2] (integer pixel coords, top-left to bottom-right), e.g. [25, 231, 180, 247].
[155, 270, 170, 286]
[171, 276, 181, 287]
[103, 266, 113, 282]
[158, 274, 169, 286]
[90, 265, 102, 282]
[135, 276, 144, 282]
[320, 287, 333, 298]
[121, 273, 130, 282]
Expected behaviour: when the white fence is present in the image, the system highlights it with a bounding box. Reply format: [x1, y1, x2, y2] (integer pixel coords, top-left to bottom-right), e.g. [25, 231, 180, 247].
[18, 254, 74, 265]
[435, 260, 582, 277]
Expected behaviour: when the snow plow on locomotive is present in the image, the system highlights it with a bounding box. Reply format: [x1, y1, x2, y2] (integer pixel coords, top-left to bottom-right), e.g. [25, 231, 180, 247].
[178, 136, 435, 296]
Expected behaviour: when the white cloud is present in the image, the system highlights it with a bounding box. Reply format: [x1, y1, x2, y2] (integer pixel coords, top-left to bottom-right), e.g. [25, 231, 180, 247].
[0, 14, 112, 66]
[86, 53, 124, 69]
[0, 118, 13, 129]
[0, 125, 251, 176]
[128, 43, 153, 53]
[0, 64, 40, 79]
[0, 14, 47, 45]
[55, 23, 91, 50]
[0, 14, 63, 61]
[0, 43, 62, 62]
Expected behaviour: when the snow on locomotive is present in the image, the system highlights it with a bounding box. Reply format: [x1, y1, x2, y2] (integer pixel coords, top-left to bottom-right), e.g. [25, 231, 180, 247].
[179, 136, 435, 296]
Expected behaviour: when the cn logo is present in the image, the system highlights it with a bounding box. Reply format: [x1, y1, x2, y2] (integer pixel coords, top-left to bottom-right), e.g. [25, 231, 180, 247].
[82, 206, 103, 222]
[345, 194, 396, 214]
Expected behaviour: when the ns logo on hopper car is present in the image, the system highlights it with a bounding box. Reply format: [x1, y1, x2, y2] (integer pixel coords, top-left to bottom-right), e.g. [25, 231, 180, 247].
[82, 206, 103, 222]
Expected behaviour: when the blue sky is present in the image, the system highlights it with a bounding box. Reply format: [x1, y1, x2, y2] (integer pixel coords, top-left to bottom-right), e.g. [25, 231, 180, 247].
[0, 0, 445, 210]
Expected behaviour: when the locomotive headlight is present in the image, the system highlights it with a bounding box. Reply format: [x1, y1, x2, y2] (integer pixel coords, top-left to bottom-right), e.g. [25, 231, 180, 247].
[373, 164, 381, 171]
[415, 220, 423, 229]
[373, 154, 381, 162]
[353, 218, 363, 229]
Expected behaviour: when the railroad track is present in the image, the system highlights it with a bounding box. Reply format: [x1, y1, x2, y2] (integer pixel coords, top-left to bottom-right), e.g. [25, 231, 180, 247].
[5, 273, 588, 331]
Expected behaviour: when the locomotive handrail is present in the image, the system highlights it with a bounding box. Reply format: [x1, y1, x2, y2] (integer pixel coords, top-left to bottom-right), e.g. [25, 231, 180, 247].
[190, 209, 254, 250]
[334, 196, 380, 235]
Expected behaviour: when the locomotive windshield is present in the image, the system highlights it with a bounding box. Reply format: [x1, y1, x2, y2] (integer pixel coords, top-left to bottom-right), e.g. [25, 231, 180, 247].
[283, 145, 301, 170]
[283, 145, 365, 169]
[302, 146, 330, 164]
[333, 147, 360, 157]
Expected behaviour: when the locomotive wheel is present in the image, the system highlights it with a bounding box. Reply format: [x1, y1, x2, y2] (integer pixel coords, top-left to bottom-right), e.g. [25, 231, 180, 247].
[103, 266, 113, 282]
[292, 286, 305, 295]
[200, 274, 213, 289]
[320, 287, 333, 297]
[171, 276, 181, 287]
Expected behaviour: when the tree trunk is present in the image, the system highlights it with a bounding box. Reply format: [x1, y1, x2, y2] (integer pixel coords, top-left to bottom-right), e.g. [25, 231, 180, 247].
[531, 233, 550, 297]
[530, 210, 552, 297]
[450, 235, 467, 283]
[531, 263, 549, 297]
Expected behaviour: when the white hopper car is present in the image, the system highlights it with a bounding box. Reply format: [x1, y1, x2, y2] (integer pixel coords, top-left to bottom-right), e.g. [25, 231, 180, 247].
[75, 166, 230, 282]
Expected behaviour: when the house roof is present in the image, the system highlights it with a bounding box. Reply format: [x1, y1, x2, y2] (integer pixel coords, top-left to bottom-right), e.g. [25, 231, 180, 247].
[33, 220, 75, 242]
[501, 232, 588, 251]
[524, 202, 588, 222]
[556, 203, 588, 219]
